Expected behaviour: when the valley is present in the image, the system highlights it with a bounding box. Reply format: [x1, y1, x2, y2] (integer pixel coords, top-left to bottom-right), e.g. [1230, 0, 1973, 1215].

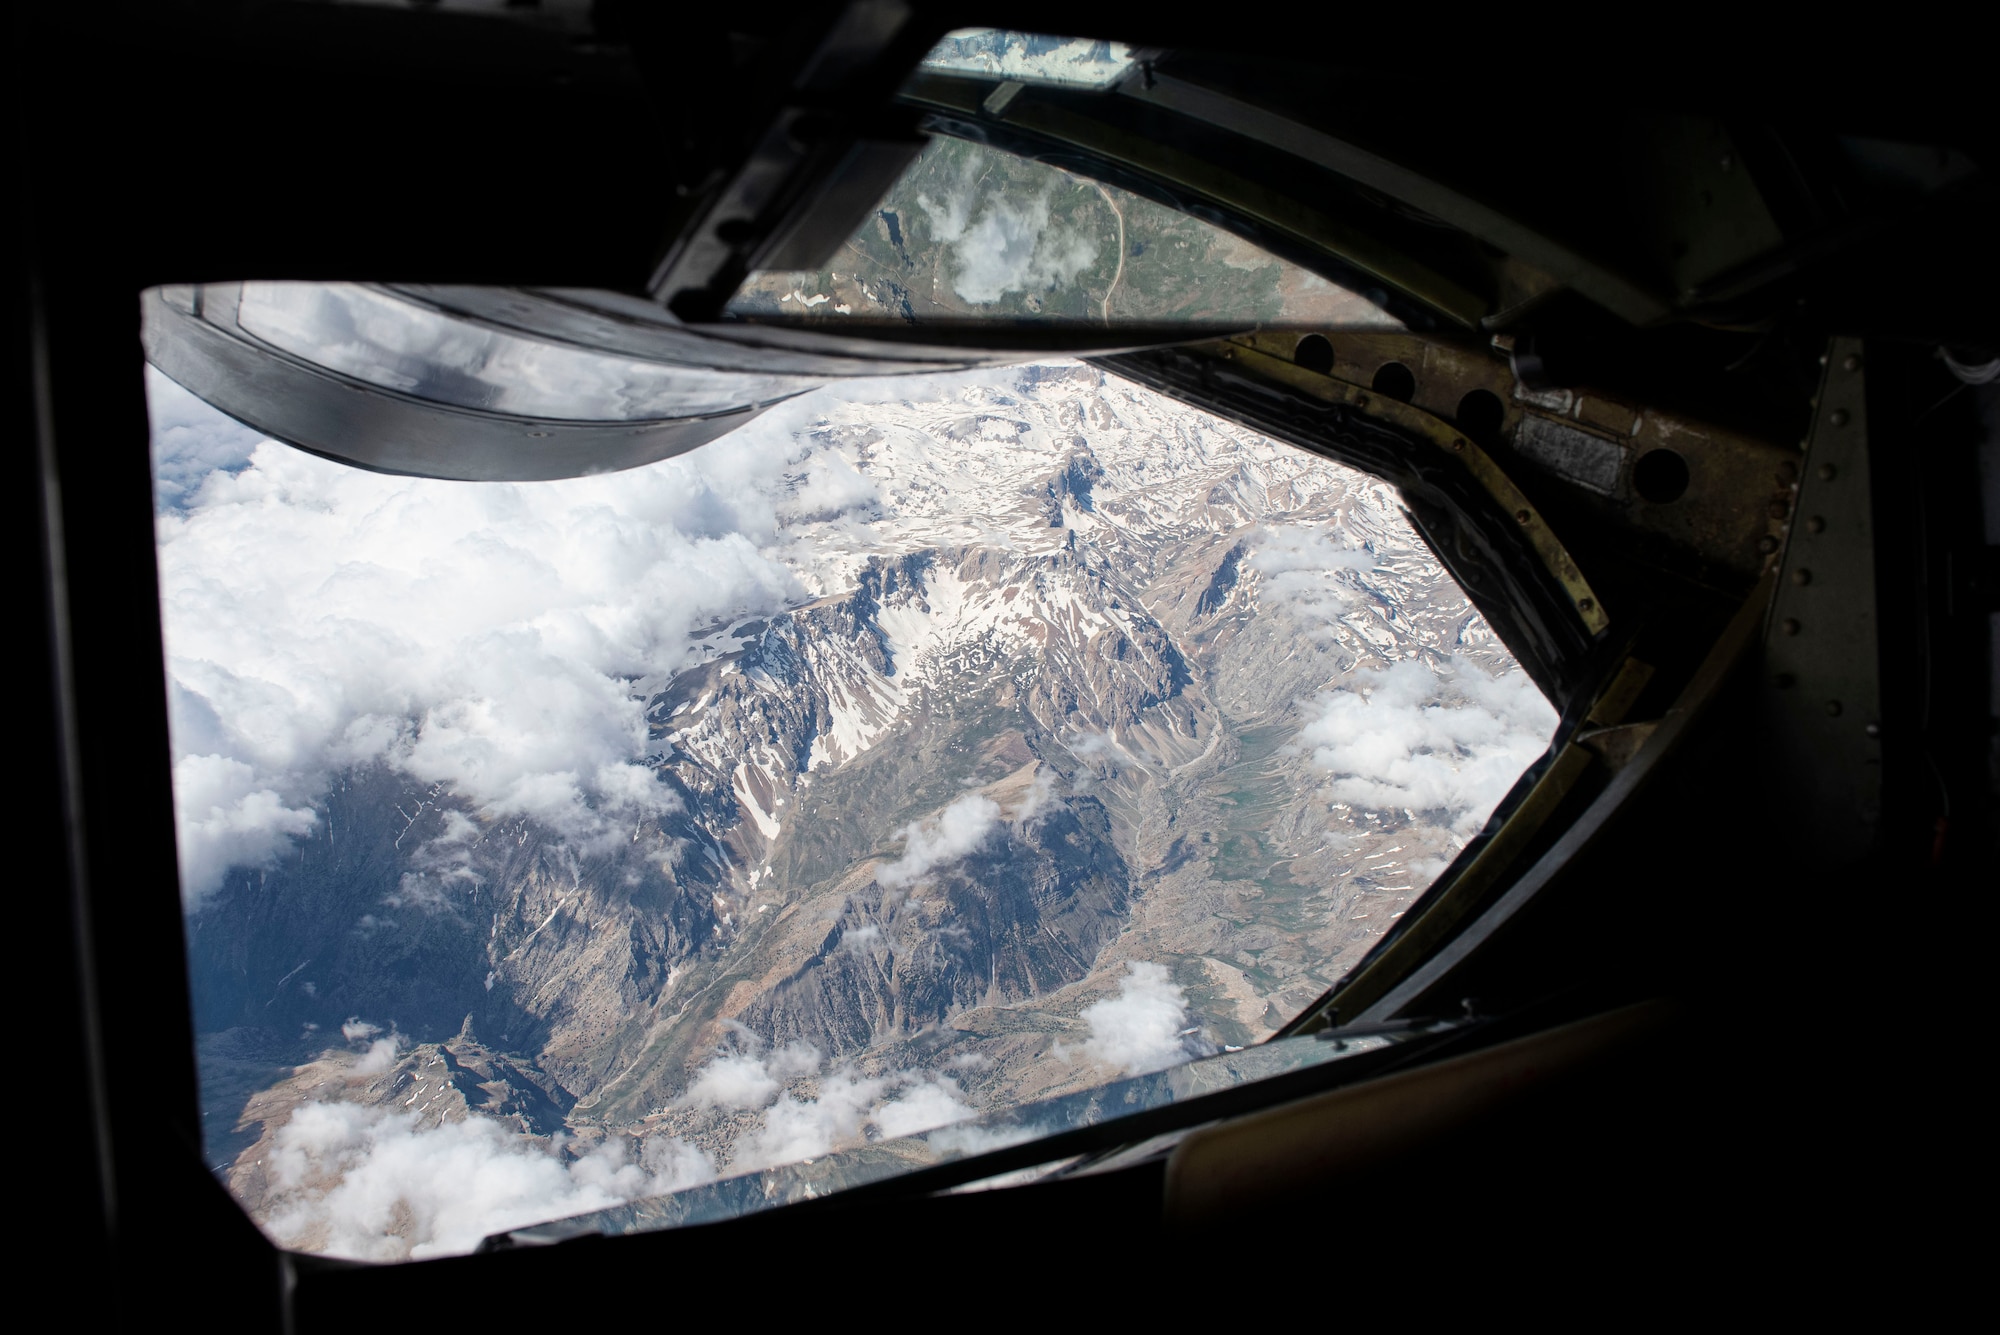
[172, 361, 1546, 1255]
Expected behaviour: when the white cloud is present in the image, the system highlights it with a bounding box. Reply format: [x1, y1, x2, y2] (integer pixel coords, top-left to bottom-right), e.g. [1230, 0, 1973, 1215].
[738, 1066, 888, 1169]
[1007, 767, 1059, 825]
[870, 1074, 977, 1140]
[170, 754, 319, 911]
[839, 923, 885, 954]
[782, 451, 880, 520]
[677, 1038, 979, 1173]
[1297, 658, 1556, 835]
[151, 368, 823, 908]
[875, 793, 1001, 888]
[149, 359, 1091, 910]
[1079, 961, 1208, 1075]
[352, 1036, 402, 1077]
[1248, 525, 1377, 631]
[916, 156, 1100, 305]
[340, 1018, 382, 1042]
[260, 1102, 713, 1261]
[735, 1066, 977, 1169]
[680, 1039, 820, 1111]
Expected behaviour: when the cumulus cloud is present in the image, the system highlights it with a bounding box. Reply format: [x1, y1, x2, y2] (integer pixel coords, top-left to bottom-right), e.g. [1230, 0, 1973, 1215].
[171, 755, 320, 914]
[1298, 658, 1557, 834]
[150, 368, 827, 908]
[916, 153, 1101, 305]
[739, 1066, 976, 1169]
[351, 1036, 402, 1077]
[680, 1039, 820, 1111]
[1079, 962, 1210, 1076]
[260, 1102, 714, 1261]
[677, 1038, 979, 1173]
[1007, 767, 1059, 825]
[782, 451, 880, 520]
[839, 923, 885, 955]
[1249, 525, 1377, 630]
[876, 793, 1002, 888]
[149, 358, 1092, 910]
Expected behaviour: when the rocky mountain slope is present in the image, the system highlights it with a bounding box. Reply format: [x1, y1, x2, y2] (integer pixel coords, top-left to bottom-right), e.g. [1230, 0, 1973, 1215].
[181, 362, 1542, 1251]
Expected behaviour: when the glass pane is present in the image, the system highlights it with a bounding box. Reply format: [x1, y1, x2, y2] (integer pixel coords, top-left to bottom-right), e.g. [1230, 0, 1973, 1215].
[237, 282, 817, 421]
[726, 138, 1399, 328]
[917, 28, 1137, 88]
[157, 357, 1552, 1261]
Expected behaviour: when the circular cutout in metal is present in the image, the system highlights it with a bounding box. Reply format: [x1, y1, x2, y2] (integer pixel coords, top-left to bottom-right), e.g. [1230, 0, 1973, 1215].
[1633, 448, 1691, 503]
[1371, 361, 1416, 402]
[1293, 334, 1334, 374]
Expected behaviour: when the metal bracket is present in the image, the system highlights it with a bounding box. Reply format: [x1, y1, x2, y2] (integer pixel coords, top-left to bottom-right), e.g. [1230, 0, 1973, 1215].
[1763, 338, 1883, 859]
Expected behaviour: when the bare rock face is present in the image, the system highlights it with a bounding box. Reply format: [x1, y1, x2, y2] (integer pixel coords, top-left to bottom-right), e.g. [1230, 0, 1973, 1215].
[219, 1019, 574, 1223]
[739, 778, 1131, 1056]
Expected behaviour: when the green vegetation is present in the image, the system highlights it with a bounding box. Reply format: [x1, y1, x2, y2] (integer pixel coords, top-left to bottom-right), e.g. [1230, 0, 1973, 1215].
[733, 136, 1292, 325]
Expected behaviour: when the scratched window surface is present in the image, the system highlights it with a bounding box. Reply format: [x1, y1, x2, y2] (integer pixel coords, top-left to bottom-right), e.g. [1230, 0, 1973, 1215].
[154, 354, 1553, 1261]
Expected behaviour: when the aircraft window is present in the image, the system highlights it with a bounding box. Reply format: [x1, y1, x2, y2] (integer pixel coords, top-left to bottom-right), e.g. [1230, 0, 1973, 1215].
[726, 137, 1399, 328]
[916, 28, 1138, 89]
[153, 356, 1553, 1260]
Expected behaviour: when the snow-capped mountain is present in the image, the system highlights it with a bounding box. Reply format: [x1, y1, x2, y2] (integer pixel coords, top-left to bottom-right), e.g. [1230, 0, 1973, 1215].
[180, 361, 1548, 1255]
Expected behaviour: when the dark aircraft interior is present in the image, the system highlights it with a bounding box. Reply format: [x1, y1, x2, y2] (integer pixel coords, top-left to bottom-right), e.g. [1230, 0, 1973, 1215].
[18, 3, 1994, 1322]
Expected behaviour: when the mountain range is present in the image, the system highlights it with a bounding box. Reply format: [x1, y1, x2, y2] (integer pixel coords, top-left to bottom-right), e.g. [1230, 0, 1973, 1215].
[180, 361, 1541, 1254]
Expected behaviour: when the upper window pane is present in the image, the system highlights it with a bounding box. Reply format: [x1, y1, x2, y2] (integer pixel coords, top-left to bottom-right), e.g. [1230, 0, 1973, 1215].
[726, 138, 1399, 328]
[917, 28, 1137, 88]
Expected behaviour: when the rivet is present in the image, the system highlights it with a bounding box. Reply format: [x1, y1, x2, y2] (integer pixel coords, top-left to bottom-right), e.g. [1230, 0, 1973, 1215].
[1829, 409, 1850, 428]
[1720, 152, 1735, 171]
[1452, 438, 1467, 451]
[1781, 617, 1801, 636]
[1792, 568, 1813, 586]
[1807, 516, 1826, 534]
[1824, 700, 1843, 717]
[1578, 597, 1594, 612]
[1757, 535, 1780, 554]
[1515, 509, 1533, 525]
[1864, 722, 1881, 738]
[1778, 462, 1799, 484]
[1767, 500, 1790, 520]
[1842, 353, 1862, 372]
[1356, 393, 1371, 408]
[1817, 463, 1838, 481]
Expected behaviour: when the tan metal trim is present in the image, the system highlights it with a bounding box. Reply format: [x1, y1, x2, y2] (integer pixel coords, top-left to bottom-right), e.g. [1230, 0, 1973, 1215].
[1298, 655, 1653, 1030]
[1306, 743, 1595, 1027]
[1210, 337, 1612, 635]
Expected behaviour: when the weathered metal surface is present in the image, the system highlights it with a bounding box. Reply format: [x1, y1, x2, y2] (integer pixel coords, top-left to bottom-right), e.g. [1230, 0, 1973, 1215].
[1233, 329, 1795, 589]
[1223, 332, 1610, 633]
[1761, 338, 1883, 858]
[1517, 416, 1622, 495]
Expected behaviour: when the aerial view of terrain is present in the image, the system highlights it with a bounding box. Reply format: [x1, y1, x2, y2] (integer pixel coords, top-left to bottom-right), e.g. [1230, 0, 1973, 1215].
[729, 135, 1393, 328]
[153, 357, 1553, 1260]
